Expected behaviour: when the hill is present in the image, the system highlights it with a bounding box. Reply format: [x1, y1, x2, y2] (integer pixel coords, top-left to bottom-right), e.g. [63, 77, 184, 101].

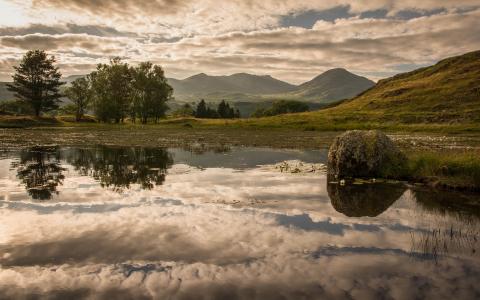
[168, 73, 297, 97]
[291, 68, 375, 103]
[0, 82, 14, 102]
[168, 70, 374, 104]
[239, 50, 480, 129]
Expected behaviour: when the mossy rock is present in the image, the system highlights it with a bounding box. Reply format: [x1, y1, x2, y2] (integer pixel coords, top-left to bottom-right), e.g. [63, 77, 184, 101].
[327, 130, 407, 180]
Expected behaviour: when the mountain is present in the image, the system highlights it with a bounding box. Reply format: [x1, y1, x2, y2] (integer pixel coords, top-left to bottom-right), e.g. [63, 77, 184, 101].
[291, 68, 375, 103]
[1, 69, 375, 112]
[252, 50, 480, 126]
[0, 82, 14, 102]
[168, 70, 374, 104]
[168, 73, 297, 97]
[327, 50, 480, 122]
[64, 74, 84, 83]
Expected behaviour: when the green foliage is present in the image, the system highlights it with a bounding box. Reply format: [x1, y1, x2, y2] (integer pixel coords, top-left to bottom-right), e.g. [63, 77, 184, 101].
[65, 76, 92, 121]
[90, 58, 132, 123]
[172, 103, 195, 117]
[0, 100, 34, 115]
[7, 50, 65, 116]
[252, 100, 309, 117]
[57, 103, 77, 115]
[194, 99, 239, 119]
[87, 58, 172, 123]
[406, 150, 480, 188]
[130, 62, 172, 124]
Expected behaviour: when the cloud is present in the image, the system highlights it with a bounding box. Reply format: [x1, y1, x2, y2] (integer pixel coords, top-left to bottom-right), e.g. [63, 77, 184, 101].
[0, 1, 479, 83]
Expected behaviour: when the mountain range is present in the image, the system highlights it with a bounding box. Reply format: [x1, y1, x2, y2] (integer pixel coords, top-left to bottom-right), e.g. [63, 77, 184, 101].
[0, 68, 374, 104]
[167, 69, 375, 103]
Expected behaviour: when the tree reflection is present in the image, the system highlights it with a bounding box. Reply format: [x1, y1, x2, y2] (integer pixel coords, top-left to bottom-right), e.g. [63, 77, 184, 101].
[64, 146, 173, 191]
[327, 183, 406, 217]
[11, 147, 65, 200]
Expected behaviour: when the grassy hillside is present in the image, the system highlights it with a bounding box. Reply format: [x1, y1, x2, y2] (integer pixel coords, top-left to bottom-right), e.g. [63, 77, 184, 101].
[234, 50, 480, 130]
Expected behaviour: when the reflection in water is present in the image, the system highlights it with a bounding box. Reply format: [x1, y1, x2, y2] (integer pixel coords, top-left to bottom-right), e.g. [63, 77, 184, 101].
[410, 189, 480, 261]
[10, 146, 173, 198]
[1, 146, 480, 299]
[64, 146, 173, 191]
[11, 147, 65, 200]
[327, 183, 406, 217]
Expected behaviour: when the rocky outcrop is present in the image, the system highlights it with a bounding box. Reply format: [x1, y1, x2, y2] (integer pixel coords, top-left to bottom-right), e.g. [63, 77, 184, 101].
[327, 130, 406, 180]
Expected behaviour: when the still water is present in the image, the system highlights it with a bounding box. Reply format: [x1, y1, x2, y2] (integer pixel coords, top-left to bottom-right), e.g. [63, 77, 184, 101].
[0, 146, 479, 299]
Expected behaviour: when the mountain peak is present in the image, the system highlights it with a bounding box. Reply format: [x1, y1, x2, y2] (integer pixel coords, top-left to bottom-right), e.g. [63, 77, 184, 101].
[294, 68, 375, 102]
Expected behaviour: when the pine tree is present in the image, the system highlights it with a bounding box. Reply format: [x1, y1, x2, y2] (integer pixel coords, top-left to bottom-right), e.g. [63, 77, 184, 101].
[195, 99, 207, 118]
[7, 50, 65, 116]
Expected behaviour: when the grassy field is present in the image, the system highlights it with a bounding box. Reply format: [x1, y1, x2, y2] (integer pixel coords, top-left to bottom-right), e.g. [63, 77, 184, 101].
[405, 150, 480, 191]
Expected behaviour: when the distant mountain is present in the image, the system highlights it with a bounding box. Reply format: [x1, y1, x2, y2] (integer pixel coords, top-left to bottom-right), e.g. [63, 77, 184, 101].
[168, 69, 374, 104]
[64, 74, 84, 83]
[291, 68, 375, 103]
[273, 50, 480, 125]
[168, 73, 297, 97]
[1, 70, 375, 110]
[0, 82, 14, 102]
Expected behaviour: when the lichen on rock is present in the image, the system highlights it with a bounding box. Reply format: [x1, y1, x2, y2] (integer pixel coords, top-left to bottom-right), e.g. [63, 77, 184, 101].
[327, 130, 407, 180]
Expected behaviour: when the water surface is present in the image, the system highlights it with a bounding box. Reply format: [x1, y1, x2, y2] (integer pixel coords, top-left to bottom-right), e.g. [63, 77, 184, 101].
[0, 146, 479, 299]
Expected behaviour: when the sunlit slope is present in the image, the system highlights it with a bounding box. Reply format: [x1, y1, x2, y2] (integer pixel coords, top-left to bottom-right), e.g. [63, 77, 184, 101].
[242, 50, 480, 128]
[327, 50, 480, 122]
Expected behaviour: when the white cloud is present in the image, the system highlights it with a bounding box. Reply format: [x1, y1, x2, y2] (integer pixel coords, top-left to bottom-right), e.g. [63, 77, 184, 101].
[0, 1, 479, 83]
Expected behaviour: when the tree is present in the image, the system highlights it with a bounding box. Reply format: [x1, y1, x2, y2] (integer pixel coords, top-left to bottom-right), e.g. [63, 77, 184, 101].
[7, 50, 65, 117]
[65, 76, 92, 121]
[172, 103, 194, 117]
[90, 58, 132, 123]
[217, 100, 228, 118]
[195, 99, 207, 118]
[252, 100, 309, 117]
[131, 62, 172, 124]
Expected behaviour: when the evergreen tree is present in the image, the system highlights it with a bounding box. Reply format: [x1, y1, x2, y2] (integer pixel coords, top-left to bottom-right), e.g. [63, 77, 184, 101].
[217, 100, 227, 118]
[195, 99, 207, 118]
[7, 50, 65, 116]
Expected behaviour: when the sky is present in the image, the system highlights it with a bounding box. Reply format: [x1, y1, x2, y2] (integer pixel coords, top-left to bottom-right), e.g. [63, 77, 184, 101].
[0, 1, 479, 84]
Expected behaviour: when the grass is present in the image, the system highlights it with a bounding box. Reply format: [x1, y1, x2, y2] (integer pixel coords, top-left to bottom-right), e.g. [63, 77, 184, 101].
[405, 150, 480, 190]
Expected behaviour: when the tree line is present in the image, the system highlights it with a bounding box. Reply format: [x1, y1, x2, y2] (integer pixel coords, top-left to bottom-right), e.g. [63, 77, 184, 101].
[252, 100, 309, 117]
[6, 50, 173, 123]
[172, 99, 240, 119]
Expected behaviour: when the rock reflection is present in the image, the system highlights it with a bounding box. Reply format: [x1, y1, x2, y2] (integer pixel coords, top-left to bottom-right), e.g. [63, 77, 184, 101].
[327, 183, 406, 217]
[64, 146, 174, 191]
[11, 147, 65, 200]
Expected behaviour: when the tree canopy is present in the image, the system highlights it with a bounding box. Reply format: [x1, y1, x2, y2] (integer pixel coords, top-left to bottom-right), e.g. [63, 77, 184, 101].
[7, 50, 65, 116]
[252, 100, 309, 117]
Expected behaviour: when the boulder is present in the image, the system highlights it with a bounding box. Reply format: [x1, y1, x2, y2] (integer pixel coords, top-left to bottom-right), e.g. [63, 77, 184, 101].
[327, 130, 406, 180]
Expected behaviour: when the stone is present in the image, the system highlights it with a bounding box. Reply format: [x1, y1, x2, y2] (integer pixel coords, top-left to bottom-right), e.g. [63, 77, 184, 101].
[327, 130, 406, 180]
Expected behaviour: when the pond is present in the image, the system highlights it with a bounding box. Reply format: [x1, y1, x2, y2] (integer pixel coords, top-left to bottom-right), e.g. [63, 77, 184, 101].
[0, 145, 479, 299]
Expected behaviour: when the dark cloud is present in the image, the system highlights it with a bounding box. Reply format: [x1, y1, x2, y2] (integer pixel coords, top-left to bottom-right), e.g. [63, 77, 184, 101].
[31, 0, 190, 16]
[0, 33, 126, 52]
[0, 23, 137, 37]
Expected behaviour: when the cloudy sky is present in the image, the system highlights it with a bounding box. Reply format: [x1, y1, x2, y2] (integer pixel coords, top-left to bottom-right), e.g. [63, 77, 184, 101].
[0, 0, 479, 83]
